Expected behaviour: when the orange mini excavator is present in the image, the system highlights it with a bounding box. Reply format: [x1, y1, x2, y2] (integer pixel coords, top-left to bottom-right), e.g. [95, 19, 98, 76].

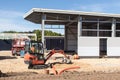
[24, 40, 71, 69]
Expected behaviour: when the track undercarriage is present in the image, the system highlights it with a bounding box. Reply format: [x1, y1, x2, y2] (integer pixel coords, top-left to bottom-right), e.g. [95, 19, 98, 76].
[28, 57, 72, 69]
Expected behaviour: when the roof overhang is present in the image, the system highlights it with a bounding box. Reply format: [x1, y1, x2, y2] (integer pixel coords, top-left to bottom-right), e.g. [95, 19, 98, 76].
[24, 8, 120, 24]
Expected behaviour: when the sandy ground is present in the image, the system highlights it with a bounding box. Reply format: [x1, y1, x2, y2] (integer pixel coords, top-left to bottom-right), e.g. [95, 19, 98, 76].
[1, 51, 120, 80]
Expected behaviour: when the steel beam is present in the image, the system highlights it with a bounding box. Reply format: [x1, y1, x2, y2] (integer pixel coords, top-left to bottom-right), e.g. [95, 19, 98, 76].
[45, 20, 77, 22]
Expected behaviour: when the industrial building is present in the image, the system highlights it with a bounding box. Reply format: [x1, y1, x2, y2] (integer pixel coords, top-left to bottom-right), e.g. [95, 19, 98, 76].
[24, 8, 120, 57]
[0, 33, 36, 50]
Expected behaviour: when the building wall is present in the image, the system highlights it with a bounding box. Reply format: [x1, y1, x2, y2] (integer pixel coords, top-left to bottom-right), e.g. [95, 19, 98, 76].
[78, 37, 99, 56]
[65, 26, 77, 52]
[45, 37, 64, 50]
[107, 38, 120, 56]
[64, 16, 120, 57]
[77, 37, 120, 57]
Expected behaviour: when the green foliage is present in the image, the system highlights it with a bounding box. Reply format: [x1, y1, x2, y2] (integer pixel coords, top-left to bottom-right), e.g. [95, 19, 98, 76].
[44, 30, 62, 36]
[33, 30, 42, 41]
[3, 31, 18, 33]
[33, 30, 62, 41]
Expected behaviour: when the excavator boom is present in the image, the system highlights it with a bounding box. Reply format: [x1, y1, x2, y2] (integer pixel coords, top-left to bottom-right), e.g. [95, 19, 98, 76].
[45, 49, 67, 62]
[44, 49, 71, 64]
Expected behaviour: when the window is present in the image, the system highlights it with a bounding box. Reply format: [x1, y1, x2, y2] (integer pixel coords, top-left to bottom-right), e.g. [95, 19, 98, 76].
[99, 31, 111, 37]
[82, 22, 97, 36]
[82, 31, 97, 36]
[81, 22, 112, 37]
[116, 23, 120, 37]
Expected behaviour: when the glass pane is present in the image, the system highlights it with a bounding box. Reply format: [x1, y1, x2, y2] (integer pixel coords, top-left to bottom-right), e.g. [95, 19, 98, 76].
[116, 23, 120, 30]
[116, 31, 120, 37]
[99, 23, 112, 30]
[99, 31, 111, 37]
[82, 22, 97, 29]
[82, 31, 97, 36]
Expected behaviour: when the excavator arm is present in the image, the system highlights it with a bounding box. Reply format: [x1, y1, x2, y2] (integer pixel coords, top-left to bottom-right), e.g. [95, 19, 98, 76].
[44, 49, 71, 64]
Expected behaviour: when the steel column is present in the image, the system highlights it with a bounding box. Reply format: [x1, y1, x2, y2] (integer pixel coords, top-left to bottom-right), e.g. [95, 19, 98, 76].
[78, 16, 82, 37]
[97, 19, 99, 37]
[77, 16, 82, 53]
[41, 14, 46, 48]
[112, 18, 116, 37]
[64, 26, 68, 51]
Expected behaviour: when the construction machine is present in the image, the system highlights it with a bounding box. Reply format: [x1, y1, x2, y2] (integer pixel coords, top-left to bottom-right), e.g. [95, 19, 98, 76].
[24, 40, 71, 69]
[11, 38, 29, 56]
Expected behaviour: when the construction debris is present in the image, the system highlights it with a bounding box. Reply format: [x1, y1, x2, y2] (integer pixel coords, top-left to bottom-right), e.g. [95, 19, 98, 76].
[51, 65, 80, 75]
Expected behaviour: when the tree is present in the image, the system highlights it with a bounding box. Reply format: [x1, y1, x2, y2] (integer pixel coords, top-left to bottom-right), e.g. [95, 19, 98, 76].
[33, 30, 42, 41]
[3, 31, 17, 33]
[33, 30, 63, 41]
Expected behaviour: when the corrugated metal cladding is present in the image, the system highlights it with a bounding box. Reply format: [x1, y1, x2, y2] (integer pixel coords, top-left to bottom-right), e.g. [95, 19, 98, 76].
[45, 37, 64, 50]
[0, 40, 12, 50]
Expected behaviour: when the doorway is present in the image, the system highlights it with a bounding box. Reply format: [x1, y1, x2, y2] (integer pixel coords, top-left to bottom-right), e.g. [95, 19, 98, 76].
[99, 38, 107, 58]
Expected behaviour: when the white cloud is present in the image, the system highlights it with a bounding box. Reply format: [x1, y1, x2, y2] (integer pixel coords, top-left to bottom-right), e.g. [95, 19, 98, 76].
[72, 2, 120, 13]
[80, 4, 105, 12]
[0, 10, 24, 18]
[0, 23, 40, 32]
[0, 10, 64, 34]
[0, 9, 40, 32]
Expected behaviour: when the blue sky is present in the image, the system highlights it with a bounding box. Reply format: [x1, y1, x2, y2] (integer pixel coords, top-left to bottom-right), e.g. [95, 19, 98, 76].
[0, 0, 120, 34]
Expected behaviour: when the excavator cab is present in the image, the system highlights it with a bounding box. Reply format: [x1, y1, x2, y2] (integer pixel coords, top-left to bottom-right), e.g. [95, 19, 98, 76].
[24, 41, 45, 66]
[24, 40, 44, 54]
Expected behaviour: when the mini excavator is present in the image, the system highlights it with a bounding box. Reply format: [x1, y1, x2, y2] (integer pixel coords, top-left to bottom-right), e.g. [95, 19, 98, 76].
[24, 40, 71, 69]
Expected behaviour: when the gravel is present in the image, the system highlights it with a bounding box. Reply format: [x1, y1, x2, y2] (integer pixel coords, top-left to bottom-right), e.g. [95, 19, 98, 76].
[1, 51, 120, 80]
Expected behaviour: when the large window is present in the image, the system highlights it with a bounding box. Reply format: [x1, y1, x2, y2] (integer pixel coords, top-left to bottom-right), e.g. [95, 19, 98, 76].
[82, 22, 97, 36]
[80, 18, 120, 37]
[81, 20, 112, 37]
[99, 22, 112, 37]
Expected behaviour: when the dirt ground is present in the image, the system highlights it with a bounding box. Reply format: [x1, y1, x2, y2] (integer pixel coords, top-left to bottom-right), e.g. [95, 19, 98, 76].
[1, 51, 120, 80]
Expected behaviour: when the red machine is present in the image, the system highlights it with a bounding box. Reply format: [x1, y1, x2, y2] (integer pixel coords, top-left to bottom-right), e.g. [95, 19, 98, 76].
[11, 38, 29, 56]
[24, 41, 71, 69]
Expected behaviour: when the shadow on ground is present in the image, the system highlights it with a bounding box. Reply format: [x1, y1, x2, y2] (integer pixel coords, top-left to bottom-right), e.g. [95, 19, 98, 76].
[0, 56, 17, 60]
